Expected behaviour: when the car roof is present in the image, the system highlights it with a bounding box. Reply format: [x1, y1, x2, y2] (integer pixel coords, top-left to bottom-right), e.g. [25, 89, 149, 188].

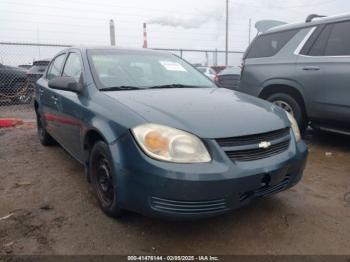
[60, 46, 172, 56]
[265, 13, 350, 35]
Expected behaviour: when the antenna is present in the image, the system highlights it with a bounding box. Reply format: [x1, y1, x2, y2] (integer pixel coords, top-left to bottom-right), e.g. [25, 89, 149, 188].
[143, 23, 148, 48]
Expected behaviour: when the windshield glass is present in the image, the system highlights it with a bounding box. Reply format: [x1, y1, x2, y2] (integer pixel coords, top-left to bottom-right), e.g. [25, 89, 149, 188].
[88, 50, 214, 90]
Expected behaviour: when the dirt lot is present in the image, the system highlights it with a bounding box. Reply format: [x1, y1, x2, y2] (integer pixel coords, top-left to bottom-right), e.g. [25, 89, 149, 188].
[0, 109, 350, 255]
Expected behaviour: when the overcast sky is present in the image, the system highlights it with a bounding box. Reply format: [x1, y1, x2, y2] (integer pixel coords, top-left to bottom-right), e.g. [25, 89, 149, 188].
[0, 0, 349, 65]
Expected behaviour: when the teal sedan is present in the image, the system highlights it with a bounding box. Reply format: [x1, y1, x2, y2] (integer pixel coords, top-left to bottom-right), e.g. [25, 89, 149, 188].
[34, 47, 308, 220]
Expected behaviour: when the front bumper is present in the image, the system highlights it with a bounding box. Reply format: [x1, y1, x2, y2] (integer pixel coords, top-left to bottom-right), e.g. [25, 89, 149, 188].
[110, 132, 308, 220]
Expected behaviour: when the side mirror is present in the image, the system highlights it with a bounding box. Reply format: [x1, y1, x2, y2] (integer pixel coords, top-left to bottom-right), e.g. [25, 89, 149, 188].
[48, 76, 83, 93]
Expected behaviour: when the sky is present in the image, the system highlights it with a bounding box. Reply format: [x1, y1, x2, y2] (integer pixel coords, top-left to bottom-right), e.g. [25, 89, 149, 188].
[0, 0, 349, 66]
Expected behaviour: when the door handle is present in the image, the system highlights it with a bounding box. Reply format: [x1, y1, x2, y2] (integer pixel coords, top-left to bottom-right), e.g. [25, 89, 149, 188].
[302, 66, 320, 71]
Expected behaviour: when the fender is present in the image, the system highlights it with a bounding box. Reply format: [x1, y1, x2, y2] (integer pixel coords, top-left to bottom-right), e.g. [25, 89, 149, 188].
[82, 117, 127, 146]
[259, 78, 312, 112]
[259, 78, 305, 98]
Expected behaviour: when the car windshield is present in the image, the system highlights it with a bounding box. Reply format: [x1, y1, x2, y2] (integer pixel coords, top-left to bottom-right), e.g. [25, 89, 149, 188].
[88, 50, 215, 90]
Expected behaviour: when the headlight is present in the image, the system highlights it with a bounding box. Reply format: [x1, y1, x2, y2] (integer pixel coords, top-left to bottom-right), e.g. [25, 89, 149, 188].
[131, 123, 211, 163]
[286, 112, 301, 142]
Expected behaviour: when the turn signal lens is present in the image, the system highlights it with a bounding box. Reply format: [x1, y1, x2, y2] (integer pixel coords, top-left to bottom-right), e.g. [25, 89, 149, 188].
[144, 131, 169, 155]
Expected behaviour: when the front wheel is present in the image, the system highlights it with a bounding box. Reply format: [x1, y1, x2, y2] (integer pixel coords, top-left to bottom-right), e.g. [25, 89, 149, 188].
[267, 93, 308, 133]
[89, 141, 123, 218]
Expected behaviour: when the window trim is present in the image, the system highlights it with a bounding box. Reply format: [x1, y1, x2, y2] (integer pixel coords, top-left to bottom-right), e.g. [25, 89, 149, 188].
[45, 52, 67, 80]
[294, 27, 317, 55]
[61, 51, 85, 82]
[295, 20, 350, 58]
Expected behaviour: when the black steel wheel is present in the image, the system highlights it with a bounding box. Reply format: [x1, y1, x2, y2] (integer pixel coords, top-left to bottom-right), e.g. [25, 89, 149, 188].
[90, 141, 123, 218]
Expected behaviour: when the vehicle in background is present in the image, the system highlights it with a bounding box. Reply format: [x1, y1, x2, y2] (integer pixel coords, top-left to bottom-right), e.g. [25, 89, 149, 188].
[197, 66, 217, 80]
[211, 65, 227, 74]
[18, 64, 32, 71]
[238, 14, 350, 135]
[27, 59, 51, 84]
[34, 47, 307, 220]
[215, 66, 241, 90]
[0, 63, 30, 105]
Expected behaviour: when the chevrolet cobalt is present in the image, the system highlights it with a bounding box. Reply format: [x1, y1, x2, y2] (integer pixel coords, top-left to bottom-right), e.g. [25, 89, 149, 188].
[34, 47, 308, 220]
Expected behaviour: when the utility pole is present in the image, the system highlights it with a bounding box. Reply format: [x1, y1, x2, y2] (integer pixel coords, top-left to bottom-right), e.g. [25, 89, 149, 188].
[248, 18, 252, 45]
[109, 19, 116, 46]
[225, 0, 229, 66]
[143, 23, 148, 48]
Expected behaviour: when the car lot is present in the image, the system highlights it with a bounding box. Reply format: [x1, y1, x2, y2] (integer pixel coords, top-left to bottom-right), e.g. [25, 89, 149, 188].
[0, 108, 349, 255]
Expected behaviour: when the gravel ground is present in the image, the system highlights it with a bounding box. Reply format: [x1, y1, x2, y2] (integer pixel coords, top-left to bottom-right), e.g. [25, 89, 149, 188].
[0, 112, 349, 255]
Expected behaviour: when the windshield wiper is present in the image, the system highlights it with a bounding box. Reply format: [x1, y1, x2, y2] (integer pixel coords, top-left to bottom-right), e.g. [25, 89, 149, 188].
[147, 84, 199, 89]
[99, 86, 141, 91]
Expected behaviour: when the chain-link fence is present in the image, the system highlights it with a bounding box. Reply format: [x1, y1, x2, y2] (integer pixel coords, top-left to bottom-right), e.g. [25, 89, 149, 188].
[0, 42, 244, 118]
[0, 42, 69, 118]
[153, 48, 244, 67]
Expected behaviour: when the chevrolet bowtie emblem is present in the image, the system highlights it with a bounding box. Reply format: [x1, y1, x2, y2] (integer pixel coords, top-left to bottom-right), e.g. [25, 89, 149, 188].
[259, 141, 271, 149]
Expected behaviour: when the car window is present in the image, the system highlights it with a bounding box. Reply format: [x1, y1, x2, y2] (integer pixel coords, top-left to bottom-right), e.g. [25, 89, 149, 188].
[47, 54, 65, 80]
[88, 50, 214, 89]
[307, 25, 332, 56]
[197, 67, 206, 73]
[245, 29, 299, 59]
[324, 21, 350, 56]
[62, 53, 83, 81]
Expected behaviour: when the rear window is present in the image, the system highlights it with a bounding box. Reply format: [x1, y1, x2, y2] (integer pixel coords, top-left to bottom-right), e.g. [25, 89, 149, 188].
[245, 29, 299, 59]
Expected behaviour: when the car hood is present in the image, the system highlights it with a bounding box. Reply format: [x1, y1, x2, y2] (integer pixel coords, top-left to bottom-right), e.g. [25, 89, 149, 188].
[103, 88, 289, 138]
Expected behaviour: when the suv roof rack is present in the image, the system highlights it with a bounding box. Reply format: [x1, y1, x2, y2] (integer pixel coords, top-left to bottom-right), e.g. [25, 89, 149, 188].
[305, 14, 326, 23]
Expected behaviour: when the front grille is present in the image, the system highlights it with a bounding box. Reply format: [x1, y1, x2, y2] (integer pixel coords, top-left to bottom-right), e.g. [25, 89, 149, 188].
[226, 140, 290, 161]
[150, 197, 228, 214]
[216, 128, 290, 147]
[217, 128, 291, 162]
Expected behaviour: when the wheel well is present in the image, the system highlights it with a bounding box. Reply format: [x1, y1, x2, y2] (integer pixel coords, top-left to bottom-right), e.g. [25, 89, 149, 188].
[83, 130, 106, 182]
[259, 84, 307, 115]
[83, 130, 107, 162]
[34, 100, 39, 112]
[84, 130, 105, 153]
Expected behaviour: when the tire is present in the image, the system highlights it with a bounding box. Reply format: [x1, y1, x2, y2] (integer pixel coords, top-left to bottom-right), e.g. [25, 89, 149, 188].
[36, 111, 55, 146]
[89, 141, 123, 218]
[267, 93, 308, 133]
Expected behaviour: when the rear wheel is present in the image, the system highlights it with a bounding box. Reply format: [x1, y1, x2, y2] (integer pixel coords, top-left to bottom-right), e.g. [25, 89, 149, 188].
[36, 111, 55, 146]
[267, 93, 308, 133]
[89, 141, 123, 218]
